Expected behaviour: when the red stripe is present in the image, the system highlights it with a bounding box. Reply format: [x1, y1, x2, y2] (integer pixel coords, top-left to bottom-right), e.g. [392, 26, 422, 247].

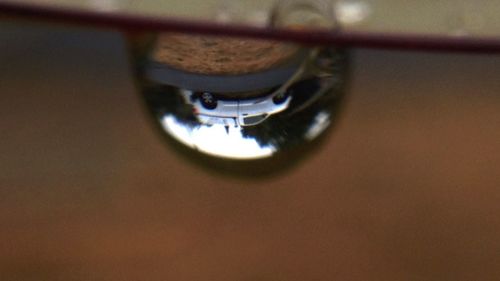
[1, 1, 500, 53]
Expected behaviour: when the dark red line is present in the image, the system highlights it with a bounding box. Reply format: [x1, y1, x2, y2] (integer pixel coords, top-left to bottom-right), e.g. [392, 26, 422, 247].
[1, 1, 500, 53]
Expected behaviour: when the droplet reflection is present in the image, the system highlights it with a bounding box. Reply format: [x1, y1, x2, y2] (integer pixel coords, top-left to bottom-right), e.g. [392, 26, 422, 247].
[129, 33, 348, 175]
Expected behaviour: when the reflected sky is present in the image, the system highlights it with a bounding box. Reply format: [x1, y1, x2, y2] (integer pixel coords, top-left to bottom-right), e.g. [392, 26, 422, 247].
[161, 115, 276, 159]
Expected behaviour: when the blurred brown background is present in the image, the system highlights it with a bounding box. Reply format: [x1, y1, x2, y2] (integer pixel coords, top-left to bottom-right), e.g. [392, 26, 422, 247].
[1, 22, 500, 281]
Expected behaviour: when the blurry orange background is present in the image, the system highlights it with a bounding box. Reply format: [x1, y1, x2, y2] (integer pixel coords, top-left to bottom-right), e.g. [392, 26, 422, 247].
[1, 22, 499, 280]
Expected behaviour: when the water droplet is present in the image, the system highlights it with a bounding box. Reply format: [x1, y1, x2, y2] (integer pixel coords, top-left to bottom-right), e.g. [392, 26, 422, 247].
[270, 0, 338, 29]
[213, 1, 270, 26]
[335, 0, 371, 26]
[128, 33, 348, 175]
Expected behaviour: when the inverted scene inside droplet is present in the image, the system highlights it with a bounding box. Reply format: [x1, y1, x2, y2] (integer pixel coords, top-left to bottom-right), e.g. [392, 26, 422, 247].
[129, 32, 348, 166]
